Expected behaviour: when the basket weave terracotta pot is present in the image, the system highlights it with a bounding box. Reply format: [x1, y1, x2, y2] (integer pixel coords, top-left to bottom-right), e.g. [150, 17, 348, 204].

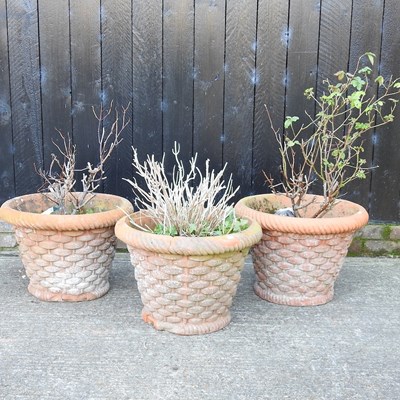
[115, 212, 262, 335]
[0, 193, 133, 302]
[235, 194, 369, 306]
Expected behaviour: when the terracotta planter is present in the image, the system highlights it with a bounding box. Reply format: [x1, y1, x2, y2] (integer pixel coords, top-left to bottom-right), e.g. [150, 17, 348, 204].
[115, 212, 262, 335]
[235, 194, 369, 306]
[0, 193, 133, 302]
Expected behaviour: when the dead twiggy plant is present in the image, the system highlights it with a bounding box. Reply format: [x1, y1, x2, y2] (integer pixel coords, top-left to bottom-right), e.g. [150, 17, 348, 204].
[36, 101, 131, 214]
[124, 143, 247, 237]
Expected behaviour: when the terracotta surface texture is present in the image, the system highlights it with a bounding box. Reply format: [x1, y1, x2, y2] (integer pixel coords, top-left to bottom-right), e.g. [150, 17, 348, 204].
[15, 227, 116, 301]
[115, 212, 262, 335]
[0, 193, 133, 301]
[252, 231, 354, 306]
[235, 194, 369, 306]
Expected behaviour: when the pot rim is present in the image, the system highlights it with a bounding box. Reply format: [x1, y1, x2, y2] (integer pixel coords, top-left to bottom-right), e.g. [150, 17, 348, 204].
[115, 211, 262, 256]
[235, 193, 369, 235]
[0, 192, 133, 231]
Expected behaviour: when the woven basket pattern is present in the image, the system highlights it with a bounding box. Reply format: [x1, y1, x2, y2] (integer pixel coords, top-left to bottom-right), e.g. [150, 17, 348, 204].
[128, 246, 249, 335]
[15, 227, 116, 301]
[252, 230, 354, 306]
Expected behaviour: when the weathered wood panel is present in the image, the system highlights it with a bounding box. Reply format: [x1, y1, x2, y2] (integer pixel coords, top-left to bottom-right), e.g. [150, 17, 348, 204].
[7, 0, 43, 195]
[70, 0, 101, 182]
[285, 0, 320, 119]
[38, 0, 72, 170]
[318, 0, 352, 87]
[253, 0, 289, 191]
[0, 0, 14, 203]
[1, 0, 400, 222]
[162, 0, 194, 172]
[223, 0, 258, 197]
[102, 0, 133, 197]
[346, 0, 384, 209]
[131, 0, 163, 162]
[193, 0, 225, 172]
[369, 0, 400, 221]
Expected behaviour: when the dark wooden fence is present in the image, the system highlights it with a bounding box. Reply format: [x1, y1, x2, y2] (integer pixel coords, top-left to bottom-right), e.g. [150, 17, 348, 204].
[1, 0, 400, 222]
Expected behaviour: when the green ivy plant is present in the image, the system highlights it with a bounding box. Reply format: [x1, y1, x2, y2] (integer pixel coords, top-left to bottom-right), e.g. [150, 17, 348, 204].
[265, 52, 400, 218]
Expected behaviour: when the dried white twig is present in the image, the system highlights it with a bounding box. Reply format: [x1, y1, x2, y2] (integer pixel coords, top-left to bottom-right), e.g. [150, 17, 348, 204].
[124, 143, 240, 237]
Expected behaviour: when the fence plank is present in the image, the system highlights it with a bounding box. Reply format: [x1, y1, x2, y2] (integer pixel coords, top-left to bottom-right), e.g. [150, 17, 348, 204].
[7, 0, 43, 195]
[102, 0, 133, 198]
[346, 0, 384, 209]
[369, 0, 400, 221]
[0, 0, 14, 203]
[285, 0, 320, 119]
[132, 0, 163, 163]
[223, 0, 258, 198]
[253, 0, 289, 192]
[318, 1, 352, 83]
[193, 0, 225, 172]
[38, 0, 72, 170]
[163, 0, 194, 172]
[70, 0, 101, 184]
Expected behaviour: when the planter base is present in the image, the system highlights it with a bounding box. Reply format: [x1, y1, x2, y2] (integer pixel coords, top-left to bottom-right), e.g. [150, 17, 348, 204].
[142, 308, 231, 336]
[28, 282, 110, 302]
[250, 231, 352, 306]
[254, 283, 334, 306]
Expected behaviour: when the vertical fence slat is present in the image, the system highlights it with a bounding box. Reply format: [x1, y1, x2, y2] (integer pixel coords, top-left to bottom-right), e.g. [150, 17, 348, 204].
[38, 0, 72, 170]
[317, 0, 352, 144]
[193, 0, 225, 171]
[253, 0, 289, 192]
[102, 0, 133, 197]
[369, 0, 400, 221]
[132, 0, 163, 163]
[315, 0, 352, 197]
[70, 0, 101, 180]
[223, 0, 258, 197]
[0, 0, 14, 202]
[285, 0, 320, 119]
[7, 0, 43, 195]
[346, 0, 384, 209]
[318, 1, 352, 89]
[163, 0, 194, 172]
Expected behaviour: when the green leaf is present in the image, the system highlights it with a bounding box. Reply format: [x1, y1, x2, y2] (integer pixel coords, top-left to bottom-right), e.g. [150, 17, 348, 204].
[188, 223, 197, 234]
[351, 76, 366, 90]
[394, 82, 400, 89]
[286, 140, 300, 148]
[284, 116, 299, 129]
[383, 114, 394, 122]
[348, 91, 364, 109]
[355, 122, 370, 131]
[365, 52, 375, 65]
[358, 66, 372, 75]
[356, 170, 367, 179]
[375, 76, 385, 86]
[304, 88, 314, 99]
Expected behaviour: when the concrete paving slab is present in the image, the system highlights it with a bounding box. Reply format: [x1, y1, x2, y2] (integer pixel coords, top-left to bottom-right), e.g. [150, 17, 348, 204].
[0, 254, 399, 400]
